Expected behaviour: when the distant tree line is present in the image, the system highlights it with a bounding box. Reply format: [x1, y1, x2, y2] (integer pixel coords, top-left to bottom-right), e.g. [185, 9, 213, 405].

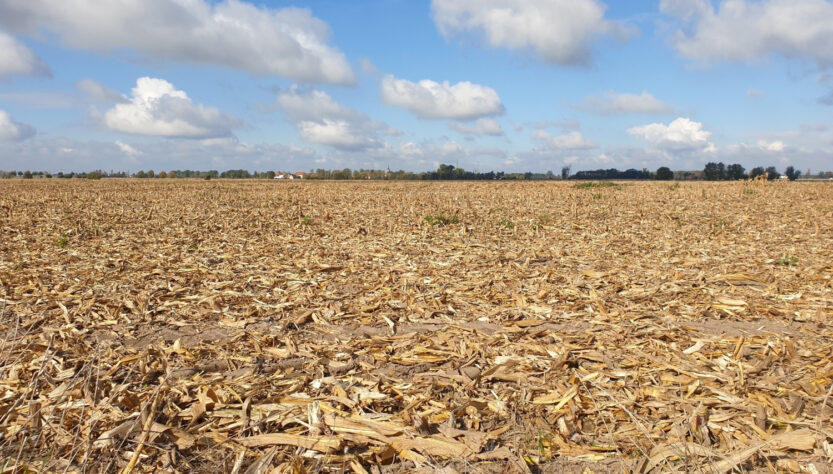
[2, 164, 830, 181]
[418, 164, 557, 180]
[569, 168, 653, 180]
[701, 162, 805, 181]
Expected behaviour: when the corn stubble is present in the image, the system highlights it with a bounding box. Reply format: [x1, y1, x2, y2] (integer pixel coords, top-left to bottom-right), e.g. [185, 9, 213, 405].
[1, 179, 832, 473]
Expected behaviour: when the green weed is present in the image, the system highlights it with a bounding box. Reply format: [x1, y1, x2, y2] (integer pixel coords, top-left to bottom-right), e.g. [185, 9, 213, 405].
[776, 256, 798, 266]
[424, 214, 459, 226]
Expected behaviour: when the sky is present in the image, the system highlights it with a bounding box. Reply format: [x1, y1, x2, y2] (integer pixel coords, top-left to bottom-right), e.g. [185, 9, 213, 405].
[0, 0, 832, 174]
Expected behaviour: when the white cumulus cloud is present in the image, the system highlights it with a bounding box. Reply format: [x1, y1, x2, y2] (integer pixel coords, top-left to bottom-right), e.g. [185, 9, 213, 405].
[628, 117, 714, 151]
[0, 109, 36, 141]
[0, 31, 50, 78]
[381, 75, 504, 120]
[531, 130, 597, 149]
[297, 119, 381, 151]
[581, 91, 674, 115]
[276, 87, 355, 122]
[115, 141, 141, 156]
[431, 0, 629, 65]
[449, 118, 503, 136]
[104, 77, 240, 138]
[759, 139, 784, 152]
[276, 87, 385, 151]
[0, 0, 354, 84]
[660, 0, 833, 67]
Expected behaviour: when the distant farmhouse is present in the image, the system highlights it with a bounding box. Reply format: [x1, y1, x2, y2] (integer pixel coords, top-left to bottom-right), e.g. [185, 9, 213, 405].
[274, 171, 306, 180]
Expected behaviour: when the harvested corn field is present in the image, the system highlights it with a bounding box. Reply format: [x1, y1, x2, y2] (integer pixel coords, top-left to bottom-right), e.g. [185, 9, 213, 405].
[1, 179, 832, 473]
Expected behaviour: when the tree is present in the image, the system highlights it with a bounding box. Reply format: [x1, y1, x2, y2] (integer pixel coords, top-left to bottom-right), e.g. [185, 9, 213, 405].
[703, 162, 720, 180]
[785, 166, 801, 181]
[561, 166, 571, 180]
[726, 163, 746, 180]
[220, 169, 251, 179]
[147, 170, 155, 178]
[136, 170, 147, 178]
[22, 170, 33, 179]
[655, 167, 674, 180]
[332, 168, 351, 180]
[157, 171, 167, 178]
[437, 164, 455, 179]
[749, 167, 766, 179]
[765, 166, 780, 180]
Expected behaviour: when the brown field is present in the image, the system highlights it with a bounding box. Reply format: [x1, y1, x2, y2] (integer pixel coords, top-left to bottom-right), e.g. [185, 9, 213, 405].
[1, 179, 832, 473]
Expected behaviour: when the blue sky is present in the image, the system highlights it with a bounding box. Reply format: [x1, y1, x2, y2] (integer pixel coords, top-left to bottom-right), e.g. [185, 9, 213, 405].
[0, 0, 832, 173]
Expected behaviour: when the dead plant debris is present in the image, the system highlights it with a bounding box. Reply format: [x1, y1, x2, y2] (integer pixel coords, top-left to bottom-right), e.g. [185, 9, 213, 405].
[1, 179, 832, 473]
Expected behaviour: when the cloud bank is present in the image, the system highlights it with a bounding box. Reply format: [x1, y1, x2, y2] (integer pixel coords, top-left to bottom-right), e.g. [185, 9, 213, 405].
[0, 0, 354, 84]
[0, 110, 36, 141]
[0, 31, 50, 78]
[661, 0, 833, 67]
[432, 0, 628, 65]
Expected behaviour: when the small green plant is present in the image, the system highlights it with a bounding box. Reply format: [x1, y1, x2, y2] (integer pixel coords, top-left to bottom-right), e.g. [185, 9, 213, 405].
[497, 218, 514, 229]
[424, 214, 459, 226]
[743, 188, 756, 195]
[56, 232, 69, 248]
[533, 214, 551, 230]
[300, 216, 313, 226]
[668, 182, 680, 191]
[573, 181, 620, 190]
[776, 256, 798, 266]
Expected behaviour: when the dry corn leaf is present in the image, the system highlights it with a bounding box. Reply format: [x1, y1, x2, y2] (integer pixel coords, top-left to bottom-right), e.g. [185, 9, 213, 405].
[237, 433, 342, 453]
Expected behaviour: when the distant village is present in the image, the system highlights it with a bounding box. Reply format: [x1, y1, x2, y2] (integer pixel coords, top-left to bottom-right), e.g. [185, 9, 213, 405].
[275, 168, 392, 180]
[272, 171, 307, 179]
